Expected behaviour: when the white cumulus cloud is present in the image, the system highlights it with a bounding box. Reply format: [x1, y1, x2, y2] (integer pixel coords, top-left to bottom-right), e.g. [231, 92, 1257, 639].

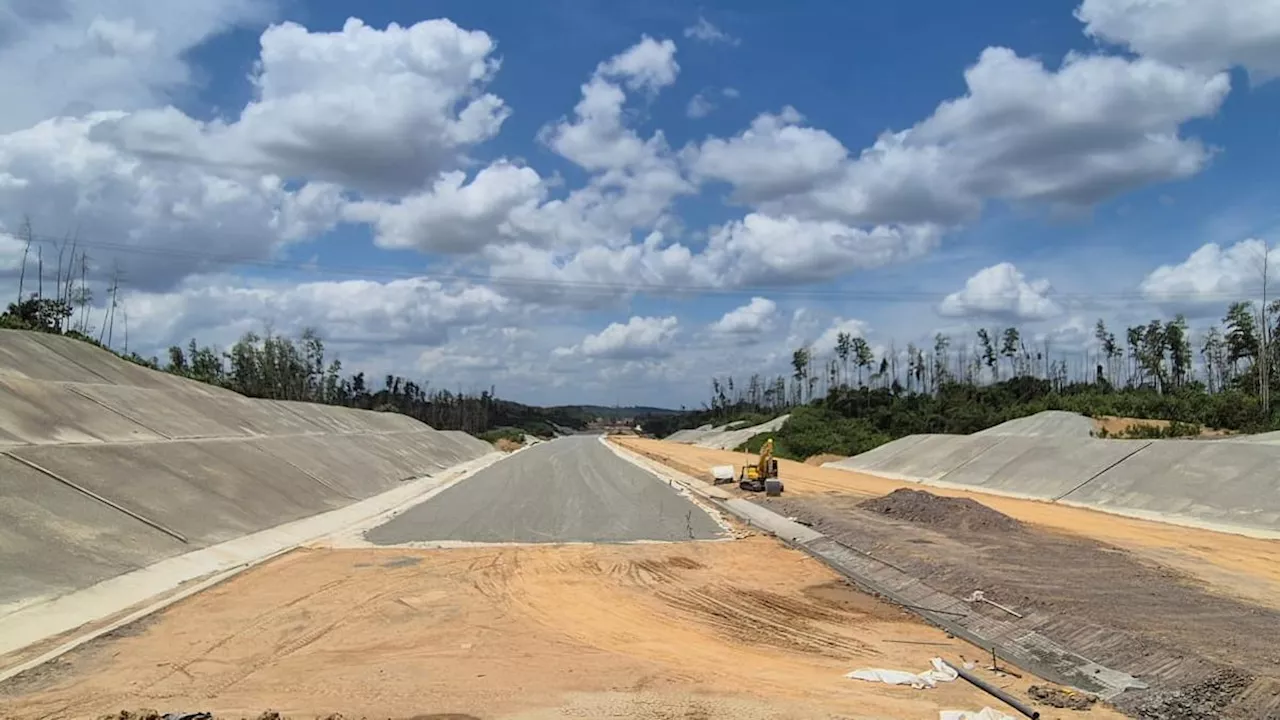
[1140, 238, 1274, 306]
[697, 214, 942, 286]
[100, 17, 510, 194]
[686, 107, 848, 204]
[1077, 0, 1280, 79]
[0, 0, 273, 133]
[0, 113, 343, 290]
[711, 297, 778, 335]
[120, 274, 511, 351]
[596, 35, 679, 93]
[691, 49, 1229, 228]
[556, 315, 680, 360]
[345, 161, 547, 254]
[939, 262, 1061, 321]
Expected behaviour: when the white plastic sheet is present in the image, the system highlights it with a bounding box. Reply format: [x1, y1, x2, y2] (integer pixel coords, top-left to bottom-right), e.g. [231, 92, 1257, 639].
[845, 657, 959, 689]
[939, 708, 1017, 720]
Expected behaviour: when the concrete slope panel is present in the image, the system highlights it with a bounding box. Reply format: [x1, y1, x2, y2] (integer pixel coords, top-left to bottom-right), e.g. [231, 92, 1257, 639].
[0, 455, 188, 609]
[1063, 440, 1280, 533]
[448, 430, 494, 457]
[0, 330, 114, 383]
[68, 384, 252, 440]
[937, 437, 1149, 500]
[668, 423, 728, 444]
[696, 414, 790, 451]
[378, 411, 434, 433]
[387, 431, 459, 471]
[250, 435, 412, 498]
[976, 411, 1094, 438]
[440, 430, 491, 461]
[9, 441, 347, 546]
[0, 377, 162, 445]
[825, 434, 932, 473]
[397, 430, 467, 467]
[351, 433, 448, 477]
[274, 401, 371, 433]
[330, 406, 421, 433]
[405, 429, 485, 465]
[24, 331, 179, 390]
[666, 424, 713, 443]
[214, 398, 328, 436]
[863, 434, 1006, 482]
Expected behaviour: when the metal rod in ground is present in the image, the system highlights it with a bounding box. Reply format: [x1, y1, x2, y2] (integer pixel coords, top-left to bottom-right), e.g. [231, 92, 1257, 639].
[942, 659, 1040, 720]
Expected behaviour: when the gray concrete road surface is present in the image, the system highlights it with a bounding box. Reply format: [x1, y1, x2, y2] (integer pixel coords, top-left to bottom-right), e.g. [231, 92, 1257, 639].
[365, 436, 724, 544]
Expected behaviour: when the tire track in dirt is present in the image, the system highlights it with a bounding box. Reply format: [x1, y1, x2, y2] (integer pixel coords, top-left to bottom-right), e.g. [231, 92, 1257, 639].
[470, 547, 880, 661]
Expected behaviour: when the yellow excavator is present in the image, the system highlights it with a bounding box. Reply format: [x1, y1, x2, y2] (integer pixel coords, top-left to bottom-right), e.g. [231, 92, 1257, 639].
[738, 438, 783, 496]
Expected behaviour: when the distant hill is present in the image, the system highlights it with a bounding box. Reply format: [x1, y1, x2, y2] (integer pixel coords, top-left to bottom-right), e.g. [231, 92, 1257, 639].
[555, 405, 680, 420]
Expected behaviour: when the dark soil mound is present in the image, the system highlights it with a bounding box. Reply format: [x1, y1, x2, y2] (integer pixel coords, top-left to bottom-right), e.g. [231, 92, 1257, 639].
[857, 489, 1021, 532]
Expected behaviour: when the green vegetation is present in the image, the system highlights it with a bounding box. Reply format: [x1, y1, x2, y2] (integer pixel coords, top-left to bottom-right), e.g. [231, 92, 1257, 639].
[740, 406, 890, 460]
[479, 427, 526, 444]
[654, 308, 1280, 460]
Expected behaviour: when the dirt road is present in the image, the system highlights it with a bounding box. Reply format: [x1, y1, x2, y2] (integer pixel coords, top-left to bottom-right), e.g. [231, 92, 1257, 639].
[0, 540, 1119, 719]
[614, 437, 1280, 609]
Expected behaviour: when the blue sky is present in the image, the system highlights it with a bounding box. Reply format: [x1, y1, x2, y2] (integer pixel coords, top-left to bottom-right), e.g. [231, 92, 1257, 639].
[1, 0, 1279, 407]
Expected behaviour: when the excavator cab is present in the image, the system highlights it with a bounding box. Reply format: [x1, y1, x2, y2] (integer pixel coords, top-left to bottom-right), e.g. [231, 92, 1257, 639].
[739, 438, 784, 496]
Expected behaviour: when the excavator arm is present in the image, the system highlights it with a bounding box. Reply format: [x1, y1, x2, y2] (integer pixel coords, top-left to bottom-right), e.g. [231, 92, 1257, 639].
[756, 438, 775, 477]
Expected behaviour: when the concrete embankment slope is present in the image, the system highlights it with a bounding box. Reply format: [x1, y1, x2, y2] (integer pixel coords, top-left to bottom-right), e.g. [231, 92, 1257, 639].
[0, 330, 496, 620]
[665, 414, 792, 451]
[975, 410, 1094, 438]
[693, 414, 790, 450]
[826, 422, 1280, 536]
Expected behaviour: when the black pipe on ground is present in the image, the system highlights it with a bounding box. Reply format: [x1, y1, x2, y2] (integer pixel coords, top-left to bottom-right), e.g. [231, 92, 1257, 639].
[942, 659, 1040, 719]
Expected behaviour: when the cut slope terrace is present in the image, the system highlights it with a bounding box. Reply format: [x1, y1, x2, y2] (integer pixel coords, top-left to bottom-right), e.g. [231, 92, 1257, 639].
[0, 329, 494, 626]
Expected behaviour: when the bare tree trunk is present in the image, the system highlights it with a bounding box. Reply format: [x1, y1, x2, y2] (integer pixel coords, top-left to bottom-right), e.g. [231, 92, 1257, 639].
[16, 218, 31, 303]
[1263, 251, 1271, 417]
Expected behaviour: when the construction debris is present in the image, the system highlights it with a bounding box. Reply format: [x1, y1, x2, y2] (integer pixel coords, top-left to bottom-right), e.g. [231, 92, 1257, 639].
[1027, 685, 1098, 710]
[965, 590, 1024, 619]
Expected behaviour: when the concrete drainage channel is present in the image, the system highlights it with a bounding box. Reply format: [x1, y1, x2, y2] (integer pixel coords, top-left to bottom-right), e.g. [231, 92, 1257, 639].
[605, 440, 1145, 702]
[0, 451, 508, 683]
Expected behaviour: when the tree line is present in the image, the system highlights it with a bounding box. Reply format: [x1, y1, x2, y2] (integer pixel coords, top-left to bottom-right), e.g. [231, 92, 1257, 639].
[644, 301, 1280, 452]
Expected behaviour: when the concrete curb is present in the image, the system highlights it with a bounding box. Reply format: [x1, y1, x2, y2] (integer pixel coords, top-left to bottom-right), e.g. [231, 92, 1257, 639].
[604, 439, 1145, 700]
[0, 451, 509, 682]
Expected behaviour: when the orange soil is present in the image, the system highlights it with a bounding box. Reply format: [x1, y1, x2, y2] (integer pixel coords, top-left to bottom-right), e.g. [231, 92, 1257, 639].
[615, 437, 1280, 610]
[494, 437, 523, 452]
[0, 541, 1118, 720]
[1093, 415, 1234, 437]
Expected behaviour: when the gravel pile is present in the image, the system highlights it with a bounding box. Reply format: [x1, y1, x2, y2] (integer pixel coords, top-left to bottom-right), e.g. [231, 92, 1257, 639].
[857, 488, 1022, 533]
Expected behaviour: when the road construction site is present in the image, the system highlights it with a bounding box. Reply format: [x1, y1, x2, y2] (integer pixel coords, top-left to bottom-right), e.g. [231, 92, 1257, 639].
[618, 410, 1280, 718]
[0, 330, 1125, 720]
[0, 329, 1272, 718]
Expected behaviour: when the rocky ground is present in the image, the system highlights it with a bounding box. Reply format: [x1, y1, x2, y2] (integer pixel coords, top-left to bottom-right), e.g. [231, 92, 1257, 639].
[757, 489, 1280, 718]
